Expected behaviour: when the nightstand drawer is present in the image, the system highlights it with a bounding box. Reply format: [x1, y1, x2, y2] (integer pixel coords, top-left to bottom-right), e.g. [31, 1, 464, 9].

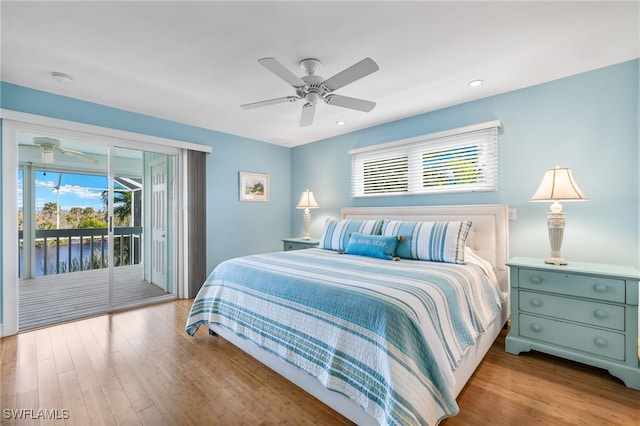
[285, 241, 314, 251]
[519, 269, 625, 303]
[519, 291, 625, 331]
[282, 238, 320, 251]
[519, 314, 625, 361]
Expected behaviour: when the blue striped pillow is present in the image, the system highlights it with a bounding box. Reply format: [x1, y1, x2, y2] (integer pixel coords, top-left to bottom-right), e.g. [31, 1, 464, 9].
[319, 219, 385, 251]
[381, 220, 472, 264]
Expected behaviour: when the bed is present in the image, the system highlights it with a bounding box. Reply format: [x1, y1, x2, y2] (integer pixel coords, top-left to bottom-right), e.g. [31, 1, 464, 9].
[186, 204, 509, 425]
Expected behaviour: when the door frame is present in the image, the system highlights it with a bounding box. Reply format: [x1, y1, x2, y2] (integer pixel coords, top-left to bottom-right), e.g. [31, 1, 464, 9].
[1, 110, 211, 336]
[148, 156, 168, 291]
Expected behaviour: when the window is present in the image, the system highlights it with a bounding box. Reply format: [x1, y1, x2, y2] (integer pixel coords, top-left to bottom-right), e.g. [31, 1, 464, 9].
[363, 156, 409, 194]
[351, 121, 500, 197]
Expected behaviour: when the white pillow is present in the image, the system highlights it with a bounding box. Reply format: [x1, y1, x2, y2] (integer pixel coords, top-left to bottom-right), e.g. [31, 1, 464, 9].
[464, 246, 498, 286]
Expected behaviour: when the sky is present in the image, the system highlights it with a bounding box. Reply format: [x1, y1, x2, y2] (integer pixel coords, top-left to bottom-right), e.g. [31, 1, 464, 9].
[18, 170, 126, 211]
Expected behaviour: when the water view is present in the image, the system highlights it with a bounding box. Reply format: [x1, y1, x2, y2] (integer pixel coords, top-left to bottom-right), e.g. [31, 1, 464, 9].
[19, 240, 108, 278]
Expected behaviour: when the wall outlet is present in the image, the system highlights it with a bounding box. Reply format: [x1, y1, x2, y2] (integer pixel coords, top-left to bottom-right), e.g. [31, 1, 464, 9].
[508, 208, 517, 220]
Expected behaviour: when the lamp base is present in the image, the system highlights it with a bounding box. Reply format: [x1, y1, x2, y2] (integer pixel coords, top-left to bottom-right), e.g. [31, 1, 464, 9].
[546, 211, 567, 266]
[302, 209, 311, 241]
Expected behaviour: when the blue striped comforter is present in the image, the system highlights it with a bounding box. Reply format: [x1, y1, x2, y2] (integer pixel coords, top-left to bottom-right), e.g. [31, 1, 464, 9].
[186, 248, 502, 425]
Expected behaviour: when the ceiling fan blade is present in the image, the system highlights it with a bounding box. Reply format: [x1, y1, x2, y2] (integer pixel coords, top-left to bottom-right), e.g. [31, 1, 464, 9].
[300, 103, 316, 127]
[59, 147, 98, 163]
[241, 96, 300, 110]
[258, 57, 306, 88]
[18, 145, 42, 150]
[322, 58, 379, 91]
[325, 94, 376, 112]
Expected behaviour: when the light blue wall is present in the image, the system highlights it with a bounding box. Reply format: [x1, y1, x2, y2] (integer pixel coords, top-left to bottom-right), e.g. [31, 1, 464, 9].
[0, 83, 291, 322]
[1, 60, 638, 326]
[291, 60, 640, 268]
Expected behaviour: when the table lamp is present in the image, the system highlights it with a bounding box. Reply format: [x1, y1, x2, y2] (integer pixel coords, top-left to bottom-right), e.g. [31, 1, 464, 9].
[530, 166, 587, 265]
[296, 189, 319, 240]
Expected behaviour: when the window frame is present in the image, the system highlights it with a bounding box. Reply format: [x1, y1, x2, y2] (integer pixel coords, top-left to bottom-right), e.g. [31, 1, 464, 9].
[350, 121, 501, 198]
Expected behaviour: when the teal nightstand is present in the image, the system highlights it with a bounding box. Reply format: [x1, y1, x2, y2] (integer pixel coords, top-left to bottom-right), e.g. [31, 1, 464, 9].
[282, 237, 319, 251]
[506, 257, 640, 390]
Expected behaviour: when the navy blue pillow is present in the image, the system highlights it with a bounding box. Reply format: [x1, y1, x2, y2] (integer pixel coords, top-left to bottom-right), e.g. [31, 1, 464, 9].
[344, 232, 399, 260]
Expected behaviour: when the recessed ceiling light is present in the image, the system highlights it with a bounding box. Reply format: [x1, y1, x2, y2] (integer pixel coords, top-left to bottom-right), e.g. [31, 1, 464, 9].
[336, 121, 345, 126]
[51, 72, 73, 84]
[468, 79, 483, 87]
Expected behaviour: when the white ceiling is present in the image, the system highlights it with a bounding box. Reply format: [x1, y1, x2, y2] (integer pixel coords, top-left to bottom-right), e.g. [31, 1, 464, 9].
[2, 1, 638, 147]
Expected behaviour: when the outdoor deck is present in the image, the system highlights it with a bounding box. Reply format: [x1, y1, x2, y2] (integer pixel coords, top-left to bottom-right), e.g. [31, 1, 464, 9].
[19, 264, 173, 330]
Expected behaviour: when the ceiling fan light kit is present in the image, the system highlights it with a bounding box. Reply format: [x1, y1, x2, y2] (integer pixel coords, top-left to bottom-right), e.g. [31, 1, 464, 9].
[241, 57, 379, 127]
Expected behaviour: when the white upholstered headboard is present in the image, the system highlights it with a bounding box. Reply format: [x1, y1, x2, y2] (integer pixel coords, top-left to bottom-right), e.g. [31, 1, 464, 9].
[341, 204, 510, 293]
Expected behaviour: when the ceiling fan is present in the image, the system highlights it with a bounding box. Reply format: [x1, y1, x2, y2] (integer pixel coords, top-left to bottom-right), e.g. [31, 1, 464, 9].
[241, 57, 379, 127]
[19, 137, 98, 164]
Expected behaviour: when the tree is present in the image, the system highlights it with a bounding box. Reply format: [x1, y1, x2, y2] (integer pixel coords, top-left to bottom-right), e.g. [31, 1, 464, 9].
[36, 202, 58, 229]
[68, 207, 84, 228]
[42, 202, 57, 221]
[101, 190, 132, 226]
[78, 217, 107, 228]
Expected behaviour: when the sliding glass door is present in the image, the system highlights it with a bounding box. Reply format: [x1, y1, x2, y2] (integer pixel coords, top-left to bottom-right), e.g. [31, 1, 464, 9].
[111, 147, 175, 308]
[18, 131, 177, 330]
[18, 133, 111, 329]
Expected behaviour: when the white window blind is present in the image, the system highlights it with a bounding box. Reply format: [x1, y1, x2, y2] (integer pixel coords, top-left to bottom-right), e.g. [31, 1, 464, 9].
[350, 121, 500, 197]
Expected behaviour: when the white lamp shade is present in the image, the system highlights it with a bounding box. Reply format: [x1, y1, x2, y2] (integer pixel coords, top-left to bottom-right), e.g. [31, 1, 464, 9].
[530, 167, 587, 201]
[296, 189, 319, 209]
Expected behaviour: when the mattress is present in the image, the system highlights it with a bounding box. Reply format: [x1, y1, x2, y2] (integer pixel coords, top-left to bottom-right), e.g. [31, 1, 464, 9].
[186, 248, 502, 425]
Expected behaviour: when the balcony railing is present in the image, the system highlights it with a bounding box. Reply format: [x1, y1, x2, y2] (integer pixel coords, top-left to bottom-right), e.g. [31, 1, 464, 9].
[19, 227, 143, 277]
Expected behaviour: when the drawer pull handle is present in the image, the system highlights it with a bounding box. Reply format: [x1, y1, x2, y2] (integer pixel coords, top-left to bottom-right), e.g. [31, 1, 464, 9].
[594, 310, 608, 319]
[594, 283, 608, 293]
[594, 337, 607, 348]
[531, 323, 543, 333]
[530, 299, 543, 307]
[529, 276, 543, 284]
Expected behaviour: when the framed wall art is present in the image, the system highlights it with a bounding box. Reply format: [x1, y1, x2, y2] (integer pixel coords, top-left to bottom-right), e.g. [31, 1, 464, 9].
[239, 172, 269, 202]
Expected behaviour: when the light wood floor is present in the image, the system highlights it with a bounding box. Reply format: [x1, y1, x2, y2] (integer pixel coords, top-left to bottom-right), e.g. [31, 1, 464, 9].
[19, 266, 172, 331]
[1, 300, 638, 425]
